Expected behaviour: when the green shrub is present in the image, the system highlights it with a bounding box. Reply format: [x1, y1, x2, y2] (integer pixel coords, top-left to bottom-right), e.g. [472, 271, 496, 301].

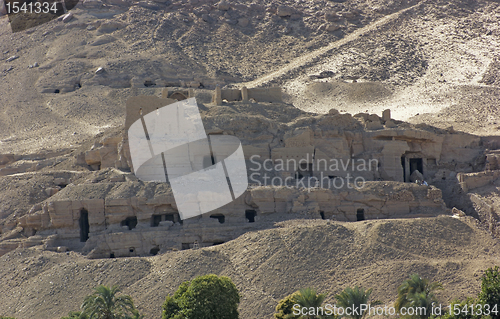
[478, 267, 500, 319]
[162, 274, 240, 319]
[437, 298, 479, 319]
[274, 291, 301, 319]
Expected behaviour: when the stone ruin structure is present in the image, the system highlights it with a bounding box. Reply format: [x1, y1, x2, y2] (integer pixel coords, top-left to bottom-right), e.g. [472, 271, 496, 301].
[1, 86, 499, 258]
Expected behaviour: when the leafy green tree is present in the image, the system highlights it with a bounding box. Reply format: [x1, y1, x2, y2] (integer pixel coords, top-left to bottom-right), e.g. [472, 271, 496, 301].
[395, 273, 442, 317]
[406, 291, 436, 319]
[162, 274, 240, 319]
[335, 286, 381, 319]
[274, 291, 301, 319]
[478, 266, 500, 319]
[81, 285, 140, 319]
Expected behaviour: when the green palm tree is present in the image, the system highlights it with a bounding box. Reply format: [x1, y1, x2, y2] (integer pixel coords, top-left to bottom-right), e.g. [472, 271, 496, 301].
[294, 288, 327, 319]
[335, 286, 381, 319]
[395, 274, 442, 317]
[81, 285, 139, 319]
[406, 291, 434, 319]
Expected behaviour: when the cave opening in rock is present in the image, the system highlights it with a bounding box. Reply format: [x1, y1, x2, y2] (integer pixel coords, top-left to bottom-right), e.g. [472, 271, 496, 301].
[79, 209, 89, 242]
[210, 214, 225, 224]
[356, 209, 365, 221]
[245, 210, 257, 223]
[121, 216, 138, 230]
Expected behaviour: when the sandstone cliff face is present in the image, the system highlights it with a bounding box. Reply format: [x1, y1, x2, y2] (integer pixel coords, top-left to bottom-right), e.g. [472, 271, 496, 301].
[14, 176, 447, 258]
[0, 91, 491, 258]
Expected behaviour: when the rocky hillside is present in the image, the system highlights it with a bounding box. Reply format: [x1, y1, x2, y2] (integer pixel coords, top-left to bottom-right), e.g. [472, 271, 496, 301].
[1, 0, 499, 156]
[0, 216, 498, 319]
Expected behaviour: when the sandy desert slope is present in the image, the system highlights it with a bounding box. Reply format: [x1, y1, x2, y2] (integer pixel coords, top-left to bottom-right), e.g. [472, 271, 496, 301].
[0, 216, 499, 319]
[0, 0, 499, 156]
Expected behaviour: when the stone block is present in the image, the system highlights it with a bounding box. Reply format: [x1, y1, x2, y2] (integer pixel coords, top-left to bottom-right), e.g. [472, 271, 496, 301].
[382, 109, 391, 122]
[247, 87, 282, 103]
[99, 145, 118, 168]
[85, 149, 101, 165]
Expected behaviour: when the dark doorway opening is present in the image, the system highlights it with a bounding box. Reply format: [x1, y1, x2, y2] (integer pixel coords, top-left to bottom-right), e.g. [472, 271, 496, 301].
[320, 211, 325, 220]
[79, 209, 90, 242]
[410, 158, 423, 176]
[151, 213, 176, 227]
[121, 217, 138, 230]
[110, 253, 115, 258]
[356, 209, 365, 221]
[210, 214, 225, 224]
[150, 247, 160, 256]
[151, 215, 162, 227]
[401, 156, 407, 182]
[129, 248, 135, 253]
[181, 243, 191, 250]
[245, 210, 257, 223]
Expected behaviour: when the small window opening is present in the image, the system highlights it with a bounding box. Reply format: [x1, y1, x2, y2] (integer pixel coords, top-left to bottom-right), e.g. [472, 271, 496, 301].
[356, 209, 365, 221]
[121, 216, 138, 230]
[129, 248, 135, 253]
[210, 214, 225, 224]
[245, 210, 257, 223]
[151, 215, 162, 227]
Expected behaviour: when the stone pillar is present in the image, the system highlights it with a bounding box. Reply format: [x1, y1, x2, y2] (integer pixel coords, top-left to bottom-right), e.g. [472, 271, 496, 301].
[382, 109, 391, 122]
[214, 86, 222, 106]
[188, 88, 194, 98]
[241, 86, 249, 103]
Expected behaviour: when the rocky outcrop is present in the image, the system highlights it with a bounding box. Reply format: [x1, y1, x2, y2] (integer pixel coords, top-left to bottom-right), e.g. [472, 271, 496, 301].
[7, 178, 448, 258]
